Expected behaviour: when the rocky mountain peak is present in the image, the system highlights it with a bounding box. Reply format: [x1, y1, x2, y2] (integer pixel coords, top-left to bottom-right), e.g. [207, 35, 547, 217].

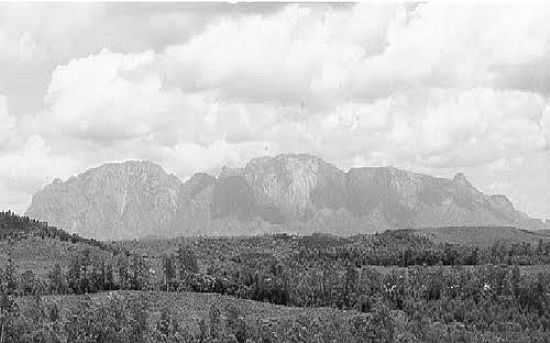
[245, 153, 327, 171]
[25, 155, 547, 240]
[490, 194, 514, 210]
[26, 160, 182, 240]
[218, 166, 244, 178]
[453, 172, 472, 187]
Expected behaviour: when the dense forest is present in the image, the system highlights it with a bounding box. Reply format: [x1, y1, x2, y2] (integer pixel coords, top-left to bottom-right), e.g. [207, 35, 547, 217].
[1, 211, 550, 342]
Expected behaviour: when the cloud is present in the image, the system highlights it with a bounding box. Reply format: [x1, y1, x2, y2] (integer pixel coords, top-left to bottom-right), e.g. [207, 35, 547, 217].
[0, 95, 16, 148]
[284, 87, 548, 170]
[0, 134, 79, 213]
[162, 3, 403, 108]
[41, 49, 180, 142]
[385, 88, 548, 167]
[351, 4, 550, 98]
[0, 2, 236, 116]
[159, 3, 550, 104]
[2, 2, 550, 219]
[30, 3, 550, 171]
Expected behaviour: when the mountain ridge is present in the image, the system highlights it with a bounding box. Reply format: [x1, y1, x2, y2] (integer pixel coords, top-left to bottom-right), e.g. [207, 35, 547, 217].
[25, 154, 548, 240]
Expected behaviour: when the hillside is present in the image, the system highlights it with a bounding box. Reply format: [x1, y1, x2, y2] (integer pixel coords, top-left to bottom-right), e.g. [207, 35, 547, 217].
[0, 237, 114, 277]
[417, 226, 550, 247]
[0, 211, 119, 276]
[33, 290, 368, 334]
[4, 227, 550, 343]
[26, 154, 548, 240]
[13, 290, 408, 343]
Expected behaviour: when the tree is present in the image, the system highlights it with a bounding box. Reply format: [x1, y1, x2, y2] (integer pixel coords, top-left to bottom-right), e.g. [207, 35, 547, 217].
[156, 307, 171, 337]
[209, 304, 222, 340]
[198, 318, 208, 343]
[177, 245, 199, 278]
[20, 270, 36, 296]
[48, 264, 67, 295]
[64, 295, 98, 343]
[371, 301, 395, 343]
[3, 256, 18, 295]
[130, 254, 148, 290]
[342, 264, 359, 308]
[117, 254, 131, 290]
[89, 262, 105, 292]
[0, 293, 19, 343]
[225, 303, 247, 343]
[128, 295, 149, 343]
[162, 255, 176, 292]
[104, 263, 115, 291]
[67, 255, 82, 294]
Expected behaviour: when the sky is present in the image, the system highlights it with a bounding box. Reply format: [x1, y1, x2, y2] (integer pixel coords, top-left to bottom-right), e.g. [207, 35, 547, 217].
[1, 2, 550, 219]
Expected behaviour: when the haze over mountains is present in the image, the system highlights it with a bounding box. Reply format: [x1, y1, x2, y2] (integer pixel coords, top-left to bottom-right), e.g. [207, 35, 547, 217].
[25, 154, 548, 240]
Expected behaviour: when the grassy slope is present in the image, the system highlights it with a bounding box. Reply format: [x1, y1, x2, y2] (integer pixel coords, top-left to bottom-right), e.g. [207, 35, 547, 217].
[0, 237, 113, 277]
[22, 290, 363, 334]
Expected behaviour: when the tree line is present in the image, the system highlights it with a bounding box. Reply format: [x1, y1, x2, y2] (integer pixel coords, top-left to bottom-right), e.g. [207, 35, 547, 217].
[0, 211, 122, 254]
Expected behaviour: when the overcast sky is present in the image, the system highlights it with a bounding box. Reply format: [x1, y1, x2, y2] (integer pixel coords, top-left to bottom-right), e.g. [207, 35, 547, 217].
[1, 2, 550, 219]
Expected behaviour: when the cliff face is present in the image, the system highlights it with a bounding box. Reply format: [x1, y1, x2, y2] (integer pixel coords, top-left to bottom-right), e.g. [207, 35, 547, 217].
[241, 154, 348, 221]
[26, 161, 182, 240]
[26, 154, 547, 240]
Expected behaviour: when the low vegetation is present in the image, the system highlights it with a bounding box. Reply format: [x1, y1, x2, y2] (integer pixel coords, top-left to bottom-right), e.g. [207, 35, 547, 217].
[2, 212, 550, 342]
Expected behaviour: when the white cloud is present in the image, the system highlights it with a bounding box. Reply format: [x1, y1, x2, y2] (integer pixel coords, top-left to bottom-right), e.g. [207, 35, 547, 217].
[0, 135, 80, 213]
[0, 3, 236, 116]
[160, 3, 550, 103]
[29, 3, 550, 173]
[1, 3, 550, 218]
[41, 49, 183, 142]
[162, 3, 403, 107]
[0, 96, 16, 148]
[351, 4, 550, 98]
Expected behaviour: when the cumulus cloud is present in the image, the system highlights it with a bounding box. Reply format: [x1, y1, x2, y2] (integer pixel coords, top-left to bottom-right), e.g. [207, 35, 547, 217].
[1, 2, 550, 218]
[0, 134, 80, 213]
[162, 3, 403, 107]
[0, 2, 252, 115]
[41, 49, 179, 142]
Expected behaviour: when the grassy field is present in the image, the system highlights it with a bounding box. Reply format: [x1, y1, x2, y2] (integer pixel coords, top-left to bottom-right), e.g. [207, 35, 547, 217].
[19, 290, 367, 335]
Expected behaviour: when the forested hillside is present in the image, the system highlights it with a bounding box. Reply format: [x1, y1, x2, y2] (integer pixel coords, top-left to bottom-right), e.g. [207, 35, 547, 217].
[0, 211, 124, 278]
[2, 212, 550, 342]
[0, 211, 119, 252]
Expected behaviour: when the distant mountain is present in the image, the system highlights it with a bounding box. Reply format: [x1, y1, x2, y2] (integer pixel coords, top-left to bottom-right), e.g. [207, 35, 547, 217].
[26, 154, 548, 240]
[26, 161, 182, 240]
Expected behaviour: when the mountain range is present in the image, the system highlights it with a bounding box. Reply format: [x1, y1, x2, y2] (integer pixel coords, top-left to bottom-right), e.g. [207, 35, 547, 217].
[25, 154, 548, 240]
